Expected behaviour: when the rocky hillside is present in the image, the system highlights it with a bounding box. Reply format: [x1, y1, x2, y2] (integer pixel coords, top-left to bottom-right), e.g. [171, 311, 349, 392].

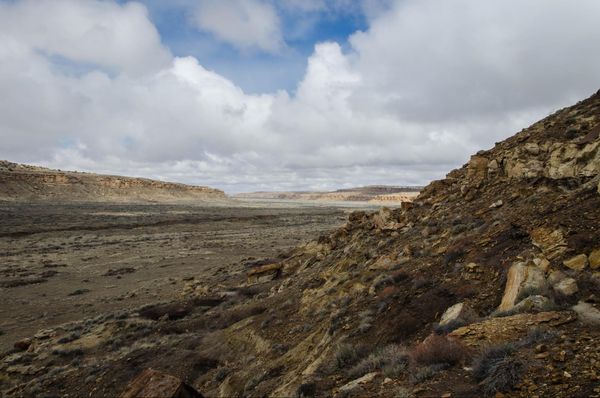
[2, 90, 600, 398]
[0, 161, 226, 203]
[235, 186, 421, 204]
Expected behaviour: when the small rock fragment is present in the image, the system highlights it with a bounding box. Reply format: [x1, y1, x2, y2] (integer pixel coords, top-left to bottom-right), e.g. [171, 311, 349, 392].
[589, 249, 600, 270]
[439, 302, 478, 326]
[553, 278, 578, 297]
[338, 372, 378, 393]
[572, 301, 600, 325]
[532, 258, 550, 272]
[547, 270, 567, 286]
[563, 254, 588, 271]
[489, 200, 503, 209]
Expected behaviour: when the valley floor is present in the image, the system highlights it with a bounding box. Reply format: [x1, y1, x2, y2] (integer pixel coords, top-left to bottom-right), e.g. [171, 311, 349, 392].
[0, 200, 349, 352]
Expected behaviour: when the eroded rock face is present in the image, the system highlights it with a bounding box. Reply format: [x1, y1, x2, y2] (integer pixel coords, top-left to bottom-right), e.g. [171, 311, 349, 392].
[531, 228, 568, 260]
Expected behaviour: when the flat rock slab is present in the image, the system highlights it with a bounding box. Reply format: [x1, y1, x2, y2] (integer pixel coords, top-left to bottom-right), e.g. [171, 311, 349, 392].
[451, 311, 576, 347]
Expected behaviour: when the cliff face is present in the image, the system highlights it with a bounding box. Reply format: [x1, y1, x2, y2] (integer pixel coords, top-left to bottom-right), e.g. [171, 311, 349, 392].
[0, 161, 227, 202]
[235, 186, 422, 203]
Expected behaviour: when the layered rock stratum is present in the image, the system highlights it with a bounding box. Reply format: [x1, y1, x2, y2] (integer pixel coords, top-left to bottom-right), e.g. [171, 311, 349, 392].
[0, 161, 226, 203]
[235, 186, 422, 204]
[1, 90, 600, 397]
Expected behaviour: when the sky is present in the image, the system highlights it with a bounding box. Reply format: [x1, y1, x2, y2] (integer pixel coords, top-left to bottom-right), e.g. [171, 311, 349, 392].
[1, 0, 600, 193]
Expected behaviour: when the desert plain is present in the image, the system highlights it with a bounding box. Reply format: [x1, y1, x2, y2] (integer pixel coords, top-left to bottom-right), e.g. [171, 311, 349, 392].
[0, 200, 361, 352]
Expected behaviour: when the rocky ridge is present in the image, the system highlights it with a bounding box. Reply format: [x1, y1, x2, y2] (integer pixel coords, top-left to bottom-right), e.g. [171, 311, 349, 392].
[1, 90, 600, 397]
[0, 161, 226, 203]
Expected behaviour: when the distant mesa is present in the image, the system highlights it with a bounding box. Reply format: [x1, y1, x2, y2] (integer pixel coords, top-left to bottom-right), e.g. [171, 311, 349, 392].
[0, 160, 226, 203]
[234, 185, 422, 204]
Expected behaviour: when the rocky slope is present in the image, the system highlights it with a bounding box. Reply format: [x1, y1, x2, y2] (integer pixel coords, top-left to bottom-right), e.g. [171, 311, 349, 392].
[2, 90, 600, 398]
[235, 186, 421, 204]
[0, 161, 226, 203]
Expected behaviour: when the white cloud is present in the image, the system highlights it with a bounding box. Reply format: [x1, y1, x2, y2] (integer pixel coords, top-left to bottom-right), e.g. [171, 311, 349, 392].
[1, 0, 600, 193]
[0, 0, 171, 75]
[192, 0, 284, 53]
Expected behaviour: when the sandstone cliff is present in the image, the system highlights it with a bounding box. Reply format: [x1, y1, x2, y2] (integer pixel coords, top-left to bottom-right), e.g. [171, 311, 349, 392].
[235, 186, 421, 203]
[0, 161, 227, 203]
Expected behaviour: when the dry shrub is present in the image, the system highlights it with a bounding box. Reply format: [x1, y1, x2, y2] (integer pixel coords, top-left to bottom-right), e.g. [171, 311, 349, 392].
[318, 343, 369, 375]
[347, 344, 408, 379]
[472, 343, 527, 396]
[409, 334, 470, 366]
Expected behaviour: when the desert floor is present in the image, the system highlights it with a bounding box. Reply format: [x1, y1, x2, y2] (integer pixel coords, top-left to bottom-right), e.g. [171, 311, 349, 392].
[0, 200, 378, 351]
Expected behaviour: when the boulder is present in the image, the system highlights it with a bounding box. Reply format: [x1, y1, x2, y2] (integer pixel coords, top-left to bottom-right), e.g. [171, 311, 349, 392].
[563, 254, 588, 271]
[532, 257, 550, 273]
[553, 278, 578, 297]
[498, 263, 548, 312]
[511, 295, 554, 314]
[524, 143, 540, 155]
[571, 302, 600, 326]
[338, 372, 378, 394]
[439, 302, 478, 326]
[589, 249, 600, 270]
[547, 270, 567, 286]
[466, 155, 488, 181]
[120, 368, 203, 398]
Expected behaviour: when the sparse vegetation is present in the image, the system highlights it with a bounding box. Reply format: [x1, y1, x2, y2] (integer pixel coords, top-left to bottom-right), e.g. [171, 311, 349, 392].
[480, 356, 526, 396]
[347, 344, 409, 379]
[472, 341, 528, 396]
[409, 363, 449, 384]
[318, 343, 370, 375]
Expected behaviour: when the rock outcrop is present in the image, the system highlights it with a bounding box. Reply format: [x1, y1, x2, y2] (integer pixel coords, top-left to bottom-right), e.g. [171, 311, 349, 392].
[234, 186, 421, 204]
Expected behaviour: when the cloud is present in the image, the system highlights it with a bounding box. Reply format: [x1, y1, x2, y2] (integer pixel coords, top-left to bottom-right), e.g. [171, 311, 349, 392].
[0, 0, 171, 75]
[192, 0, 284, 53]
[1, 0, 600, 193]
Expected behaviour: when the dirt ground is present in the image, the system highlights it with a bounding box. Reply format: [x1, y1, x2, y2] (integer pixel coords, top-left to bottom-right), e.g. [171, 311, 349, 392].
[0, 200, 360, 351]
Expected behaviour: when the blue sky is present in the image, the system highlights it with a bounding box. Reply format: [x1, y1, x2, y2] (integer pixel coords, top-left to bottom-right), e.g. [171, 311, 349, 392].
[126, 0, 369, 93]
